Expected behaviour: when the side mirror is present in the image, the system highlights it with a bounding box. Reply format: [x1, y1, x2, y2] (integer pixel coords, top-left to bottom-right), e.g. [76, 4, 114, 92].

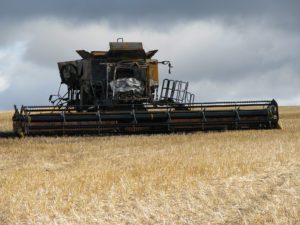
[159, 61, 173, 74]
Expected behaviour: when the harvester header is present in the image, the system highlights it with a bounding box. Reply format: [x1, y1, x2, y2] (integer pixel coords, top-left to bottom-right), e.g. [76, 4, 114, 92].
[12, 39, 279, 136]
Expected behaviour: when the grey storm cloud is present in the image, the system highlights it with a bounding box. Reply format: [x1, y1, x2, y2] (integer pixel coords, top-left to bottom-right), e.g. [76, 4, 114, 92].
[0, 0, 300, 110]
[1, 0, 300, 29]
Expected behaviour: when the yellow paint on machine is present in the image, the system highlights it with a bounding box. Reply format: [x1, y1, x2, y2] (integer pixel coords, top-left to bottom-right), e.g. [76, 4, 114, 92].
[148, 60, 159, 86]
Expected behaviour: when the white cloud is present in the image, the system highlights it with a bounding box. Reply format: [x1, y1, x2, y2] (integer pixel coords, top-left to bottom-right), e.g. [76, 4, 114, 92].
[0, 76, 9, 92]
[0, 41, 27, 93]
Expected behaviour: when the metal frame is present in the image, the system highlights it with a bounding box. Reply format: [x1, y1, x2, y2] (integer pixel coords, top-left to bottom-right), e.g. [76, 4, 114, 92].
[160, 79, 194, 104]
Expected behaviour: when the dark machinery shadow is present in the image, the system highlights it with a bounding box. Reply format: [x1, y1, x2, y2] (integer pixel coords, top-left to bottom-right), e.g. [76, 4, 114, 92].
[0, 132, 16, 138]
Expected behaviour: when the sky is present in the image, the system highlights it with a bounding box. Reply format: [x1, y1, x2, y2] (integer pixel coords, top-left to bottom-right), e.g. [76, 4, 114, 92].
[0, 0, 300, 110]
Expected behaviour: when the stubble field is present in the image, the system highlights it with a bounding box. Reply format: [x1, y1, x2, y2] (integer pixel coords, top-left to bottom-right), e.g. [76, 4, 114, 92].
[0, 107, 299, 224]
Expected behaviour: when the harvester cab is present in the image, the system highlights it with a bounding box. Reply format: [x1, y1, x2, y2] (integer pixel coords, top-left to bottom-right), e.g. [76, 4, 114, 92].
[52, 40, 178, 108]
[13, 40, 279, 136]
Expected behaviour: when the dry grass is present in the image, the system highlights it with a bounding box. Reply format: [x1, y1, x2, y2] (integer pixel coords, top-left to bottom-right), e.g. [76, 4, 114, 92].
[0, 107, 299, 224]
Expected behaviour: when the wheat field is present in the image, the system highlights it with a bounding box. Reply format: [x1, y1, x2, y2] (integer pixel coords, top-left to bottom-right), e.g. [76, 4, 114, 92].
[0, 107, 299, 224]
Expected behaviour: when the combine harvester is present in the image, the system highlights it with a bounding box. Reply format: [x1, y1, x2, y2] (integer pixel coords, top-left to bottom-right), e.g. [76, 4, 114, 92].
[13, 39, 279, 136]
